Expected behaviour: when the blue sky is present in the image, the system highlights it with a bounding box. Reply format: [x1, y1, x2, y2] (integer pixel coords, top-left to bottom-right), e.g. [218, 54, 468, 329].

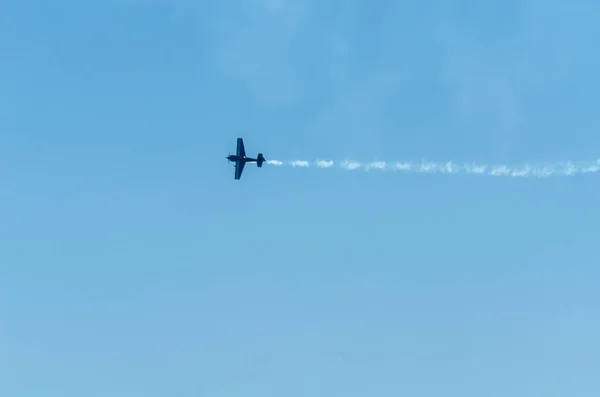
[1, 0, 599, 396]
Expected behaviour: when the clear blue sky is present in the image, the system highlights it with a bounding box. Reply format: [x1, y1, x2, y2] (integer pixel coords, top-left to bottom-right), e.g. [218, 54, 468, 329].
[2, 1, 599, 396]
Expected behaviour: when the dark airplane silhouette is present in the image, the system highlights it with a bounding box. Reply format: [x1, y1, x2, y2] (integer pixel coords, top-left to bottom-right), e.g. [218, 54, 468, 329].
[227, 138, 265, 180]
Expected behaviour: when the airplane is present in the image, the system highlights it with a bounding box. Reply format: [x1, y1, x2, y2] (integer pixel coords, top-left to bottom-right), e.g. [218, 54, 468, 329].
[226, 138, 265, 180]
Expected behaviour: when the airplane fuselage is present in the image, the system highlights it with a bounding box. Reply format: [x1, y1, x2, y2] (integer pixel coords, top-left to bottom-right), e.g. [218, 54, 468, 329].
[227, 155, 257, 163]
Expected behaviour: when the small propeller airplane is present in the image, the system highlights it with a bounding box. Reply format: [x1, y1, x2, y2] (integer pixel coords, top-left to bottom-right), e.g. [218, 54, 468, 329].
[226, 138, 265, 180]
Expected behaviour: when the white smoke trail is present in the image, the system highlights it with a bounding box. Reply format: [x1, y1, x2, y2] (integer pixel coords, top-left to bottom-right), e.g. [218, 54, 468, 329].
[289, 160, 309, 167]
[268, 159, 335, 168]
[365, 161, 386, 171]
[341, 160, 361, 170]
[265, 158, 600, 177]
[315, 160, 334, 168]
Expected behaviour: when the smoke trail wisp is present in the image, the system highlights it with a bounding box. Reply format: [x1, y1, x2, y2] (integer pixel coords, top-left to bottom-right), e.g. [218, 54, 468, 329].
[265, 159, 600, 177]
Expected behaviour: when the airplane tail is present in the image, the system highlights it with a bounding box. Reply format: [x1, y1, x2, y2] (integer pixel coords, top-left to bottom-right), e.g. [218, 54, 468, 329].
[257, 153, 265, 167]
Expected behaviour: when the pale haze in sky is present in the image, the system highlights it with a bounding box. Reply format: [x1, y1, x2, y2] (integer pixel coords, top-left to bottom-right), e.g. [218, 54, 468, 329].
[1, 1, 599, 396]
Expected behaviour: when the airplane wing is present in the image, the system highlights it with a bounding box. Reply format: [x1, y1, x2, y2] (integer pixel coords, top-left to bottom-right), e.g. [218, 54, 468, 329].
[236, 138, 246, 157]
[234, 160, 245, 179]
